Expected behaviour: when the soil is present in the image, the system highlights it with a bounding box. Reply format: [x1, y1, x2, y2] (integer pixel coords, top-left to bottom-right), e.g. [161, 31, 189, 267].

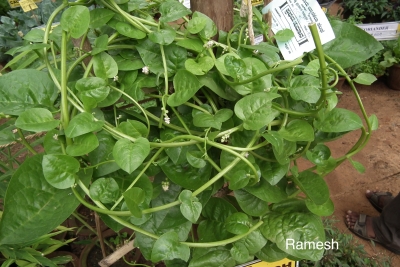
[325, 78, 400, 265]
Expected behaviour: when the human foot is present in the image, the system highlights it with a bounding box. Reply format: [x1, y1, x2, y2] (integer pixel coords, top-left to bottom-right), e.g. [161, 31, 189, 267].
[345, 210, 376, 240]
[365, 190, 393, 212]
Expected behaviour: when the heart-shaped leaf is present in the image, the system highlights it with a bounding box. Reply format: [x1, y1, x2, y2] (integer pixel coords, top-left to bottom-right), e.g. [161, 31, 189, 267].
[113, 138, 150, 174]
[234, 92, 281, 130]
[116, 22, 146, 39]
[149, 28, 176, 45]
[89, 178, 119, 204]
[15, 108, 59, 132]
[278, 119, 314, 142]
[224, 55, 246, 80]
[89, 8, 114, 29]
[289, 75, 321, 104]
[65, 112, 104, 138]
[151, 232, 190, 262]
[179, 190, 202, 223]
[93, 52, 118, 79]
[75, 77, 110, 110]
[294, 171, 329, 205]
[123, 187, 145, 218]
[61, 6, 90, 38]
[315, 108, 363, 132]
[186, 151, 207, 169]
[117, 120, 148, 138]
[225, 212, 249, 235]
[42, 155, 80, 189]
[185, 56, 214, 75]
[353, 73, 377, 85]
[159, 1, 191, 22]
[66, 133, 99, 156]
[168, 70, 202, 107]
[187, 17, 207, 34]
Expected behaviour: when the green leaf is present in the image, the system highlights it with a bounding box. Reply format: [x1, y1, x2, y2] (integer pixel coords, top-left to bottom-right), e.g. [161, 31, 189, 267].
[93, 52, 118, 79]
[305, 198, 334, 216]
[0, 155, 81, 244]
[294, 171, 329, 205]
[117, 120, 148, 138]
[188, 247, 236, 267]
[224, 55, 246, 80]
[244, 178, 287, 203]
[65, 112, 104, 138]
[136, 39, 163, 75]
[123, 187, 145, 217]
[43, 129, 63, 155]
[90, 178, 119, 204]
[230, 242, 251, 263]
[278, 119, 314, 142]
[66, 133, 99, 156]
[42, 155, 80, 189]
[186, 151, 207, 169]
[151, 231, 190, 262]
[192, 12, 217, 39]
[89, 131, 120, 177]
[369, 114, 379, 131]
[193, 109, 233, 130]
[234, 189, 269, 216]
[187, 17, 207, 34]
[115, 56, 144, 71]
[24, 29, 45, 43]
[164, 44, 187, 76]
[224, 213, 249, 235]
[303, 59, 323, 77]
[315, 108, 363, 132]
[232, 58, 273, 95]
[149, 28, 176, 45]
[349, 158, 366, 173]
[274, 29, 294, 42]
[160, 158, 212, 190]
[176, 38, 205, 53]
[185, 56, 214, 75]
[353, 73, 377, 85]
[92, 35, 109, 55]
[159, 1, 191, 22]
[15, 108, 59, 132]
[75, 77, 110, 110]
[238, 229, 268, 255]
[322, 20, 383, 69]
[0, 70, 58, 116]
[234, 92, 281, 130]
[89, 8, 115, 28]
[198, 198, 237, 242]
[198, 74, 239, 101]
[61, 6, 90, 38]
[116, 22, 146, 39]
[167, 70, 202, 107]
[256, 242, 287, 262]
[260, 211, 325, 261]
[113, 138, 150, 174]
[306, 144, 331, 165]
[179, 190, 202, 223]
[289, 75, 321, 104]
[257, 156, 289, 185]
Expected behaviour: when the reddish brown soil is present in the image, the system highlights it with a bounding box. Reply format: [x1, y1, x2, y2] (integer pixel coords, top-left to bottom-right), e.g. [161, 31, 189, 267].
[326, 79, 400, 265]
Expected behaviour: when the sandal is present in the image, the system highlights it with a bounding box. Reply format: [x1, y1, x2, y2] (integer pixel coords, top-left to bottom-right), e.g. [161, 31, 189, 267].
[367, 191, 393, 213]
[350, 213, 400, 255]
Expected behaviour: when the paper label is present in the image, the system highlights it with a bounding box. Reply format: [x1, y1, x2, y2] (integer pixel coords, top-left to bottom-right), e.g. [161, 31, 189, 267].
[8, 0, 42, 9]
[19, 0, 38, 12]
[262, 0, 335, 60]
[181, 0, 190, 8]
[235, 259, 298, 267]
[254, 34, 264, 44]
[356, 22, 400, 41]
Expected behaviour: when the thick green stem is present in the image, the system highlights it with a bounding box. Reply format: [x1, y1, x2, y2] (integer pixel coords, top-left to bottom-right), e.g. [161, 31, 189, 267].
[61, 30, 71, 146]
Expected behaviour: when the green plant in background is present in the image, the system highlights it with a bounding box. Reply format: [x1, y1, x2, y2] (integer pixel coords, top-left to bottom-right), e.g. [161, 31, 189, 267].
[380, 36, 400, 68]
[0, 2, 11, 17]
[0, 0, 383, 265]
[0, 226, 75, 267]
[300, 218, 392, 267]
[0, 0, 63, 62]
[342, 0, 391, 23]
[346, 50, 386, 78]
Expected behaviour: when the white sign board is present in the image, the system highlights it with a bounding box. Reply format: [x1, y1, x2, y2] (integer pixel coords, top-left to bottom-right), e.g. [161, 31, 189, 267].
[356, 22, 400, 41]
[181, 0, 190, 8]
[262, 0, 335, 60]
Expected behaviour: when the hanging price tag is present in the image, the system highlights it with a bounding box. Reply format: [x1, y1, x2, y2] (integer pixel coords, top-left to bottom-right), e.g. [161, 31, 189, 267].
[7, 0, 42, 9]
[262, 0, 335, 60]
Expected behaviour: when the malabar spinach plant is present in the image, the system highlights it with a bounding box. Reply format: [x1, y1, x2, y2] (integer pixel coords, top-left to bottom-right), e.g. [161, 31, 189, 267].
[0, 0, 382, 265]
